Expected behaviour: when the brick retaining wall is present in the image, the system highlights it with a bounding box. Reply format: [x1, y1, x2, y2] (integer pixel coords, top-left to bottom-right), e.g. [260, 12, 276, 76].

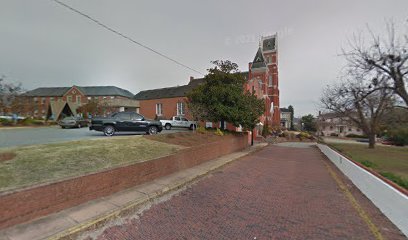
[0, 134, 248, 229]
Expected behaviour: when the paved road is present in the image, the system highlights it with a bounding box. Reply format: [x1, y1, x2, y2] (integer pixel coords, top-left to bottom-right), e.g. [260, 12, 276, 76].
[0, 127, 187, 148]
[92, 143, 404, 240]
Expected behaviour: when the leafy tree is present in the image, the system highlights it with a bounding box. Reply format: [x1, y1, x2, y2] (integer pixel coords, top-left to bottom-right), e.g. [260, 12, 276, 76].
[300, 114, 317, 132]
[288, 105, 294, 130]
[187, 60, 264, 144]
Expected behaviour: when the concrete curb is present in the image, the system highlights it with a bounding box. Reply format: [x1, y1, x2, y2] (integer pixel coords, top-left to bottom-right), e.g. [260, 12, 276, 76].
[317, 144, 408, 238]
[0, 143, 267, 240]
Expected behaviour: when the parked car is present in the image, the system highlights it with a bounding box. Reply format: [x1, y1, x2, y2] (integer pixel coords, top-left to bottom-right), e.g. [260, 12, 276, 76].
[59, 116, 89, 128]
[160, 116, 197, 130]
[89, 112, 163, 136]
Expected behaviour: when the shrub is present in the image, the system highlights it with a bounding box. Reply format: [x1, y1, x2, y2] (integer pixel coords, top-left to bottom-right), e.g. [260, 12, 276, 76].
[361, 160, 376, 168]
[196, 126, 206, 134]
[380, 172, 408, 189]
[0, 118, 13, 126]
[330, 133, 338, 137]
[214, 128, 224, 136]
[345, 134, 368, 139]
[387, 127, 408, 146]
[20, 118, 45, 126]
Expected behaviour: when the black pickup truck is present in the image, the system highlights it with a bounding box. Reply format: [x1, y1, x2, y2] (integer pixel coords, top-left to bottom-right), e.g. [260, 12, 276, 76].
[89, 112, 163, 136]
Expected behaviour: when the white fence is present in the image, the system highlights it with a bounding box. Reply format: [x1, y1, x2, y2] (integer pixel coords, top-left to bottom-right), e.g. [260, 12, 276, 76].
[317, 144, 408, 237]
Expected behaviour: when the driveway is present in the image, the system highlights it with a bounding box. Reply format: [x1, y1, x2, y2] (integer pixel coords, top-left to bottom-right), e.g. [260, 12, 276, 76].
[0, 126, 188, 148]
[90, 143, 404, 240]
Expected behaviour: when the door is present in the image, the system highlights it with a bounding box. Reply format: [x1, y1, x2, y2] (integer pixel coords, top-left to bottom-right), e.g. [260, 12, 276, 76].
[114, 112, 132, 131]
[130, 113, 146, 131]
[181, 117, 189, 128]
[173, 116, 182, 127]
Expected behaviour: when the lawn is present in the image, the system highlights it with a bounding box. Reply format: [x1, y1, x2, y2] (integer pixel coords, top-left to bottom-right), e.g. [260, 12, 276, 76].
[0, 136, 184, 192]
[329, 143, 408, 189]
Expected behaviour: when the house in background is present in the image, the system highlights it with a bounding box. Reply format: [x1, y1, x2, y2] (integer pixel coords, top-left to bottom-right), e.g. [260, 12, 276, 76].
[317, 112, 362, 137]
[280, 107, 292, 129]
[22, 85, 139, 120]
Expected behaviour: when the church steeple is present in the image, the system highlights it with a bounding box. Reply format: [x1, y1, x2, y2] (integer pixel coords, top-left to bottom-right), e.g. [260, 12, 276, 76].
[251, 47, 266, 69]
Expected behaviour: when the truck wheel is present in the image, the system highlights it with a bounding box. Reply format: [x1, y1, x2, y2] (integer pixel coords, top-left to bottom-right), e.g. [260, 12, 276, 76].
[148, 126, 158, 135]
[103, 125, 115, 136]
[189, 124, 197, 130]
[165, 123, 172, 130]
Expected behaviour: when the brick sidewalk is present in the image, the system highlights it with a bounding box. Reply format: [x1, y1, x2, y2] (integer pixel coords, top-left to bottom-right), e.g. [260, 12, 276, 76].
[86, 144, 405, 240]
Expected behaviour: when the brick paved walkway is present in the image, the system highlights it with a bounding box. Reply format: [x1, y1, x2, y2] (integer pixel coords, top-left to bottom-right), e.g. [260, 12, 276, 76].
[90, 144, 404, 240]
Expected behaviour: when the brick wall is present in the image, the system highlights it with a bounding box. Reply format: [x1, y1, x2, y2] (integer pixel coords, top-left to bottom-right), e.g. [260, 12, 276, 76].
[139, 97, 192, 120]
[0, 134, 248, 229]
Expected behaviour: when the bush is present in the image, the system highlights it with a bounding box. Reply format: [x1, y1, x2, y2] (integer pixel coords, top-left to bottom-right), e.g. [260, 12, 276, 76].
[330, 133, 339, 137]
[380, 172, 408, 189]
[387, 127, 408, 146]
[0, 118, 13, 126]
[361, 160, 376, 168]
[346, 134, 368, 139]
[20, 118, 45, 126]
[214, 128, 224, 136]
[196, 126, 206, 134]
[297, 132, 312, 141]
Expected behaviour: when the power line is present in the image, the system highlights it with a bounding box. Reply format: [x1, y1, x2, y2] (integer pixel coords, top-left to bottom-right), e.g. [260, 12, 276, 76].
[51, 0, 204, 75]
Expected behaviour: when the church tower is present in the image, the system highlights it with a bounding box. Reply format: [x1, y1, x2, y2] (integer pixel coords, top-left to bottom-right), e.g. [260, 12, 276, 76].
[248, 34, 280, 127]
[262, 34, 280, 126]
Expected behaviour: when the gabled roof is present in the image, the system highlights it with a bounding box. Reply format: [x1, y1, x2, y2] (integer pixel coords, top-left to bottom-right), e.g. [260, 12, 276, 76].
[23, 86, 134, 98]
[23, 87, 71, 97]
[134, 77, 207, 100]
[134, 85, 195, 100]
[251, 47, 266, 69]
[77, 86, 134, 98]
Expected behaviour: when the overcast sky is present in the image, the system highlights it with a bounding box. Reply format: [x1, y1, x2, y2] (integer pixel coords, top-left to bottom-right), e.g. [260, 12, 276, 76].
[1, 0, 407, 116]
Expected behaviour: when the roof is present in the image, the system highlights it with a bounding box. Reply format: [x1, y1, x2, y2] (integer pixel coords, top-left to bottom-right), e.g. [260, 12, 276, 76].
[251, 47, 267, 69]
[23, 85, 134, 98]
[134, 72, 250, 101]
[134, 84, 196, 100]
[23, 87, 71, 97]
[77, 86, 134, 98]
[280, 108, 291, 113]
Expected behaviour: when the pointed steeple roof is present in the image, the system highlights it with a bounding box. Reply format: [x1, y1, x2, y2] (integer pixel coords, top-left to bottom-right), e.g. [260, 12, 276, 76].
[251, 47, 266, 69]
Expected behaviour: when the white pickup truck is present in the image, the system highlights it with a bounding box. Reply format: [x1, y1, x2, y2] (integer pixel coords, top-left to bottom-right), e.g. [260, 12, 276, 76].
[160, 116, 197, 130]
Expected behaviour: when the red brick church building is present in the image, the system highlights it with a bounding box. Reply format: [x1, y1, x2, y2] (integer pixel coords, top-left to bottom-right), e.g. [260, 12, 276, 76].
[135, 34, 280, 135]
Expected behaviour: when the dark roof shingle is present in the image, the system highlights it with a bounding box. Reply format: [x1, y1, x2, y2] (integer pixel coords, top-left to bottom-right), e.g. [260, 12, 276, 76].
[23, 86, 134, 98]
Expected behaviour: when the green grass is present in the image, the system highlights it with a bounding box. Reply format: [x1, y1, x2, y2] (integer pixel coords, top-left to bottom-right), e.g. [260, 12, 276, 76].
[329, 143, 408, 189]
[0, 136, 184, 192]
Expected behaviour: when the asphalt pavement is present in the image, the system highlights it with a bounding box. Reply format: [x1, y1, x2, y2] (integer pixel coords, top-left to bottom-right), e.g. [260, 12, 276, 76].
[0, 126, 187, 148]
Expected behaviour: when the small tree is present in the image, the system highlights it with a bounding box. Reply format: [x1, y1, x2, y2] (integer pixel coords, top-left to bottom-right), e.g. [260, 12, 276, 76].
[288, 105, 294, 130]
[321, 79, 394, 148]
[0, 76, 22, 115]
[187, 60, 264, 145]
[300, 114, 317, 132]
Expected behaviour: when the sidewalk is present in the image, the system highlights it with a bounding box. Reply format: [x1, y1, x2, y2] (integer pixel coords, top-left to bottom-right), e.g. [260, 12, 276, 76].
[0, 143, 267, 240]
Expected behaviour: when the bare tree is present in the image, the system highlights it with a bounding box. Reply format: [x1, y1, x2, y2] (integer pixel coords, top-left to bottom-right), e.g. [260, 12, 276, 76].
[343, 21, 408, 106]
[321, 77, 394, 148]
[0, 76, 22, 115]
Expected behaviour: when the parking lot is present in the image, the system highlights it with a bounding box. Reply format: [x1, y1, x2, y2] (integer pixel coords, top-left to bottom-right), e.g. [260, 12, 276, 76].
[0, 126, 188, 148]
